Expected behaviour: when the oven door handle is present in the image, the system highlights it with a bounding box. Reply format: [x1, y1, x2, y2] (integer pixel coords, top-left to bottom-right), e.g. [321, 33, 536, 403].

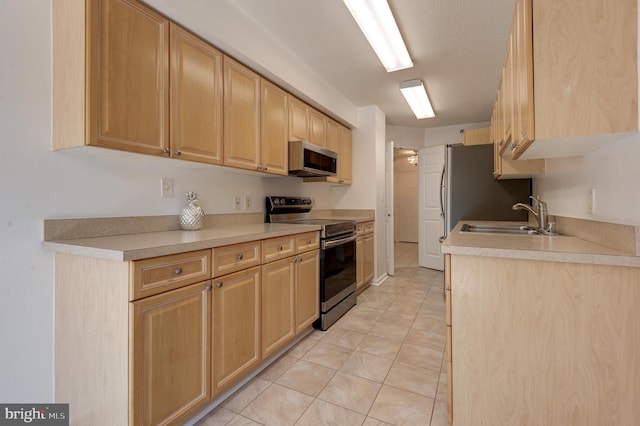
[322, 234, 357, 249]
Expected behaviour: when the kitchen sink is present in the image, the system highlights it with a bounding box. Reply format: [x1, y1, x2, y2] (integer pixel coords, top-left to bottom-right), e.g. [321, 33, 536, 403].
[460, 223, 541, 235]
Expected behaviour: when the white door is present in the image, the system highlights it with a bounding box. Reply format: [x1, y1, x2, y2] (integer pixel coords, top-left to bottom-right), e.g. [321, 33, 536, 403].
[385, 141, 395, 276]
[418, 146, 445, 270]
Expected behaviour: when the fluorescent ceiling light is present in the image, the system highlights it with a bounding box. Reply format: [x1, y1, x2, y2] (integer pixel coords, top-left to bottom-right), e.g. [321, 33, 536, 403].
[400, 79, 435, 119]
[343, 0, 413, 72]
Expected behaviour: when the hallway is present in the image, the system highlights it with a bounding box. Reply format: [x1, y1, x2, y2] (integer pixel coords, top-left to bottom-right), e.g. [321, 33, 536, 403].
[198, 242, 447, 425]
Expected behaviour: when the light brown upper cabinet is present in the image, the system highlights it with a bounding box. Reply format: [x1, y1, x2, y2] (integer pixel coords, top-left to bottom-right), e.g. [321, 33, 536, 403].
[288, 97, 310, 142]
[54, 0, 170, 154]
[325, 119, 340, 154]
[260, 80, 289, 175]
[494, 0, 638, 160]
[223, 56, 261, 171]
[170, 23, 223, 164]
[338, 126, 353, 185]
[309, 108, 327, 148]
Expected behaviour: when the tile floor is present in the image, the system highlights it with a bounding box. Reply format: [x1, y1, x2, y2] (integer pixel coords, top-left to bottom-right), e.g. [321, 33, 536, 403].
[198, 243, 448, 426]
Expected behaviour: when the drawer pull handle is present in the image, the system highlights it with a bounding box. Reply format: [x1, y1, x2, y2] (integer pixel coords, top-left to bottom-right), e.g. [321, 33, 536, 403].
[307, 239, 312, 244]
[237, 254, 244, 260]
[216, 282, 223, 288]
[174, 268, 183, 275]
[278, 245, 283, 251]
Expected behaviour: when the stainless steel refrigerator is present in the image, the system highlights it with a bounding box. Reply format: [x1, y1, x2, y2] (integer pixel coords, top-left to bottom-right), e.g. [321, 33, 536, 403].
[442, 144, 531, 239]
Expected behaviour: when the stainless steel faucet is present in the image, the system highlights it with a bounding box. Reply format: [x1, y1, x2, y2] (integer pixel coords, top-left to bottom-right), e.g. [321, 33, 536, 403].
[512, 196, 556, 234]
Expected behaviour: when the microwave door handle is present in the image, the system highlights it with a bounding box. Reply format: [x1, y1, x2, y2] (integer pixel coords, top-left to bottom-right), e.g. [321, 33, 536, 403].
[323, 235, 356, 249]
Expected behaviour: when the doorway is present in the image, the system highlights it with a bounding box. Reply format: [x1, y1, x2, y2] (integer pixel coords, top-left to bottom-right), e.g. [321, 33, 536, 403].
[394, 148, 419, 243]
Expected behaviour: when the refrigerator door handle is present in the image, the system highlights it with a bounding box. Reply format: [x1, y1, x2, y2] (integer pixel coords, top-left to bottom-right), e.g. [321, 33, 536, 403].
[439, 164, 447, 243]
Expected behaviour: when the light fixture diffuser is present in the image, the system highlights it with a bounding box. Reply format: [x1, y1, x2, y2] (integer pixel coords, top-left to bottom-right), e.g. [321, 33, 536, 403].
[400, 79, 435, 119]
[343, 0, 413, 72]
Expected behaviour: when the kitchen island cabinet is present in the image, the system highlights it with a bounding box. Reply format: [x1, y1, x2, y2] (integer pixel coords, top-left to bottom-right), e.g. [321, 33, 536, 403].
[442, 221, 640, 425]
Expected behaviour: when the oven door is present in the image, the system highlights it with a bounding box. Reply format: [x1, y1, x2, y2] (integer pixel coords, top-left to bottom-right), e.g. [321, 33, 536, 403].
[320, 235, 356, 312]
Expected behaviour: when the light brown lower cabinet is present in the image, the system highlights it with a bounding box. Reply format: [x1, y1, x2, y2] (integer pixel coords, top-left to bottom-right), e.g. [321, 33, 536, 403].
[449, 254, 640, 425]
[356, 221, 374, 293]
[131, 281, 212, 426]
[54, 230, 320, 426]
[212, 267, 261, 395]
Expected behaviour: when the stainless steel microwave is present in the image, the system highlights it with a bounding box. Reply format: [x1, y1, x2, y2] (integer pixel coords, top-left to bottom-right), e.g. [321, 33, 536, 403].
[288, 140, 338, 177]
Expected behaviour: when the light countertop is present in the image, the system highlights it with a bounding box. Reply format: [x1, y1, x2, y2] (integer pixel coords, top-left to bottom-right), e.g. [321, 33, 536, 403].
[44, 223, 321, 262]
[441, 220, 640, 268]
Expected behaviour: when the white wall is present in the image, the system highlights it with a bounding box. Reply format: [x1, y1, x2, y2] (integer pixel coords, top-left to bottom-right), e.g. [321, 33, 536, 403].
[534, 133, 640, 226]
[332, 106, 387, 280]
[0, 1, 351, 402]
[386, 125, 426, 150]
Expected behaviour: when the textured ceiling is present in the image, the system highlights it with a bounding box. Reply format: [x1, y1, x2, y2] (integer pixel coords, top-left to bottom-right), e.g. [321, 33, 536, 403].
[230, 0, 515, 128]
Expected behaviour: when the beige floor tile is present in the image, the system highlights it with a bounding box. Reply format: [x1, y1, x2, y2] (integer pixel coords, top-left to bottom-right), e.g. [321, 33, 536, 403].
[318, 372, 381, 415]
[362, 417, 393, 426]
[196, 407, 237, 425]
[275, 359, 335, 397]
[368, 385, 435, 426]
[378, 310, 416, 328]
[295, 399, 366, 426]
[321, 327, 367, 350]
[396, 342, 444, 371]
[301, 341, 352, 370]
[384, 361, 440, 398]
[286, 336, 318, 359]
[356, 334, 402, 360]
[226, 415, 262, 426]
[347, 305, 385, 322]
[357, 295, 395, 311]
[339, 351, 393, 383]
[333, 314, 377, 333]
[259, 354, 298, 381]
[368, 321, 410, 342]
[221, 377, 271, 413]
[430, 399, 450, 426]
[436, 371, 448, 402]
[240, 383, 314, 425]
[399, 286, 429, 300]
[405, 326, 446, 352]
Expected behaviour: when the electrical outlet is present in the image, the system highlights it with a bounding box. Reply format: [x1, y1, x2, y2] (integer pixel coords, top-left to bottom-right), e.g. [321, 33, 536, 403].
[161, 178, 174, 198]
[588, 188, 596, 214]
[244, 195, 253, 211]
[234, 195, 242, 211]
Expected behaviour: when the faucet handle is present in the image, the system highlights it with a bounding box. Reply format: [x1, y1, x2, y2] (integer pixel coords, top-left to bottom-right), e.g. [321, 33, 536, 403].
[529, 195, 547, 209]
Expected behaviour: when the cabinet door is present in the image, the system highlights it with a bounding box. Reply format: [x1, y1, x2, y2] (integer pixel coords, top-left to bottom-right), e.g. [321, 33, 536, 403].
[131, 281, 211, 426]
[512, 0, 534, 158]
[355, 237, 365, 291]
[309, 109, 327, 148]
[223, 56, 261, 171]
[260, 79, 289, 175]
[325, 119, 340, 154]
[363, 233, 374, 283]
[213, 267, 261, 394]
[288, 97, 309, 142]
[295, 250, 319, 333]
[339, 126, 353, 185]
[261, 258, 295, 358]
[88, 0, 169, 155]
[170, 23, 223, 164]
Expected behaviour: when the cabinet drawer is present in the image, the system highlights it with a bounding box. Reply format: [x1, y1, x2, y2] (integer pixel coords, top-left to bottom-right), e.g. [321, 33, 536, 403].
[212, 241, 261, 277]
[355, 223, 365, 235]
[295, 232, 319, 253]
[131, 249, 211, 300]
[364, 221, 375, 234]
[262, 236, 296, 263]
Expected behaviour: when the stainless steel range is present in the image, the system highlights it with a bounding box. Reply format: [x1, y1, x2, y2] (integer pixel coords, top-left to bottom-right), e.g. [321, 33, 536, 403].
[266, 196, 357, 330]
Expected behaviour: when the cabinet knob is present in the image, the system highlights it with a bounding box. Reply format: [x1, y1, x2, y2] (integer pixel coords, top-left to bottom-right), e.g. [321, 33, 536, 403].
[175, 150, 182, 156]
[278, 245, 283, 251]
[216, 282, 223, 288]
[236, 254, 244, 260]
[173, 268, 183, 275]
[205, 285, 212, 291]
[307, 239, 311, 244]
[162, 148, 170, 154]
